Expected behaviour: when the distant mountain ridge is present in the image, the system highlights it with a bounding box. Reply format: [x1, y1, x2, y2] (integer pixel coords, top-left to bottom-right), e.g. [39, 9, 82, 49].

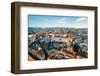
[28, 27, 88, 32]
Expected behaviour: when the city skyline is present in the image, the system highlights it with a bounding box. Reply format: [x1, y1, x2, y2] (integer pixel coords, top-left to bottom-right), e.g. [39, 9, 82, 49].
[28, 15, 88, 28]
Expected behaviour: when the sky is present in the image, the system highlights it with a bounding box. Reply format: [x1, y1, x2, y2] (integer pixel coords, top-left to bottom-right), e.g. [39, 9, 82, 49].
[28, 15, 88, 28]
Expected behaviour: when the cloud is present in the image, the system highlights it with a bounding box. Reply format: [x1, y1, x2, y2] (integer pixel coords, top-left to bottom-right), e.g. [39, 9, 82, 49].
[76, 17, 87, 22]
[54, 17, 67, 24]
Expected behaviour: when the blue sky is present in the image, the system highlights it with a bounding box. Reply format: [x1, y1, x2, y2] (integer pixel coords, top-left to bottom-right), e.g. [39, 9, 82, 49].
[28, 15, 88, 28]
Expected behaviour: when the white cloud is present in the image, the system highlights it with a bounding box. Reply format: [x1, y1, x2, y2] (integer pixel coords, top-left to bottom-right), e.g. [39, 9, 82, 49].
[54, 17, 67, 24]
[76, 17, 87, 22]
